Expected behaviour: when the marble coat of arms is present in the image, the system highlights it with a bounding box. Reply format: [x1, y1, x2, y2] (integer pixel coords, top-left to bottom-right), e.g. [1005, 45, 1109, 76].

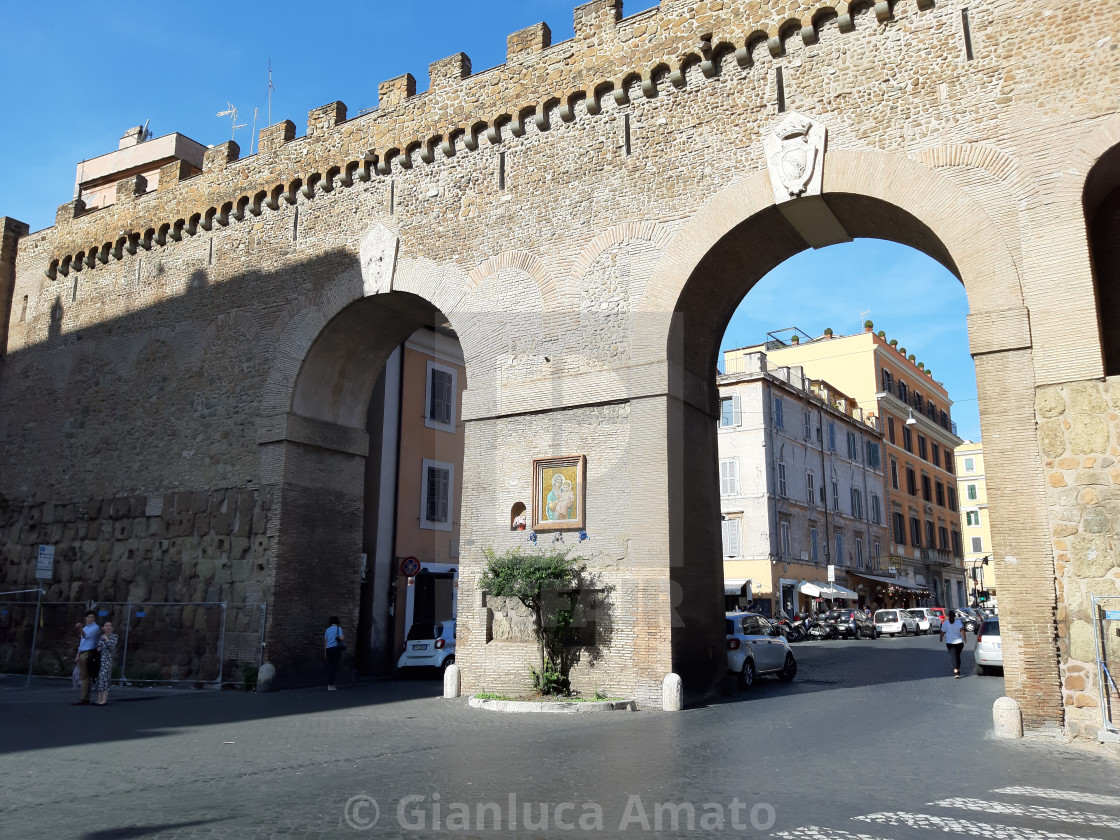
[764, 113, 827, 204]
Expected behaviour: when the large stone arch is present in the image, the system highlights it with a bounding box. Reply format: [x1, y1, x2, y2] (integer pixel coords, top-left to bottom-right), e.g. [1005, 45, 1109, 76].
[632, 149, 1062, 726]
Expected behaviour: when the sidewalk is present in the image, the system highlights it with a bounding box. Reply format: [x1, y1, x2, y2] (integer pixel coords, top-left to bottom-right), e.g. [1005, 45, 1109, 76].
[0, 672, 220, 705]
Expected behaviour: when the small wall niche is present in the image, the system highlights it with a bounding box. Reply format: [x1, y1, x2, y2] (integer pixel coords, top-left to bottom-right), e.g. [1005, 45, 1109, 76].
[510, 501, 527, 531]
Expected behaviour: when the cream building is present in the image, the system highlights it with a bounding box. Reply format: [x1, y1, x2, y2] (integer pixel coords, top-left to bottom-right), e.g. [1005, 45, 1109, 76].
[718, 351, 889, 617]
[956, 441, 997, 607]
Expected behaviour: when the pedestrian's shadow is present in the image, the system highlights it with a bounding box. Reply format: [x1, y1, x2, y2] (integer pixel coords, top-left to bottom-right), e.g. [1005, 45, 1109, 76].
[83, 820, 217, 839]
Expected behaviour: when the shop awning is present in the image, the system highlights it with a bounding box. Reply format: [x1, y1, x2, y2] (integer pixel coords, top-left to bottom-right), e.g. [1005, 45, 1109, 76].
[797, 580, 822, 597]
[725, 578, 752, 597]
[797, 580, 858, 600]
[849, 572, 926, 592]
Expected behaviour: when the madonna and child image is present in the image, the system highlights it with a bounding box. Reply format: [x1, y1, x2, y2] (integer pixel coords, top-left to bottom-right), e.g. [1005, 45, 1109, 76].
[533, 456, 586, 531]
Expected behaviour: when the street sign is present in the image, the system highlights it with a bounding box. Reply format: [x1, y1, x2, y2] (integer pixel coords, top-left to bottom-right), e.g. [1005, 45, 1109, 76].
[399, 556, 421, 577]
[1104, 610, 1120, 621]
[827, 564, 836, 583]
[35, 545, 54, 580]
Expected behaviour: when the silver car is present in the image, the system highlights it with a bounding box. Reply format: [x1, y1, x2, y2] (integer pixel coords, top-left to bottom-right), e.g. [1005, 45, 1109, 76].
[874, 608, 920, 637]
[904, 609, 932, 634]
[975, 617, 1003, 675]
[908, 608, 942, 635]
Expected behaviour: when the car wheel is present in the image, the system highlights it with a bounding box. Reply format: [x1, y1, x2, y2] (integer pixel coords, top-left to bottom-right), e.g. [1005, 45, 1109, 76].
[854, 627, 862, 640]
[901, 624, 909, 636]
[873, 628, 879, 639]
[779, 654, 797, 682]
[440, 656, 455, 676]
[739, 659, 755, 690]
[975, 663, 986, 676]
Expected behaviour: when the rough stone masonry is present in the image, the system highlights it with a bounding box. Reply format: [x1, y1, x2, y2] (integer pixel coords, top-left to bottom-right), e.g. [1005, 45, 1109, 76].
[0, 0, 1118, 733]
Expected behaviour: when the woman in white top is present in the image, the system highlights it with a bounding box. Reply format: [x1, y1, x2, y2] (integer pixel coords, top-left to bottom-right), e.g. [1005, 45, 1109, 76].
[939, 609, 967, 678]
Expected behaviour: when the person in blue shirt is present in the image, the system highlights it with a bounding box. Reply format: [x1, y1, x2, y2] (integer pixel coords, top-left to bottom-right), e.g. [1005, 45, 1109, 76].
[74, 610, 100, 705]
[324, 617, 345, 691]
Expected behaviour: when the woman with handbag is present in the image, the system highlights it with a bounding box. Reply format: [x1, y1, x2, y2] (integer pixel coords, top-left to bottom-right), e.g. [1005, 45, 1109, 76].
[93, 621, 118, 705]
[324, 616, 345, 691]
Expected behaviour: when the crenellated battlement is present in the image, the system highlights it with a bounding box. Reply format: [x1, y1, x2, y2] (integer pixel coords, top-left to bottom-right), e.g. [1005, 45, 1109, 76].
[39, 0, 944, 279]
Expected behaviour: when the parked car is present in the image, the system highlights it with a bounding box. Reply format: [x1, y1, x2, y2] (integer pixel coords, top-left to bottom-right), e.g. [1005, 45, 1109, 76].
[874, 609, 920, 637]
[726, 612, 797, 688]
[909, 608, 942, 634]
[827, 608, 878, 640]
[904, 609, 932, 634]
[398, 620, 456, 675]
[954, 607, 982, 633]
[928, 607, 947, 624]
[974, 617, 1003, 675]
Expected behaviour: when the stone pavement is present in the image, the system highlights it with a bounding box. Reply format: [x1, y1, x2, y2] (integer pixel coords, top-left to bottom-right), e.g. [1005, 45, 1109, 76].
[2, 635, 1117, 839]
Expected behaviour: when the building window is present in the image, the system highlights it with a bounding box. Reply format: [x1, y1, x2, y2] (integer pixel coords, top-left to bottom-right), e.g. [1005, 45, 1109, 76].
[851, 487, 863, 520]
[971, 535, 983, 553]
[803, 410, 811, 439]
[719, 458, 739, 496]
[720, 395, 740, 427]
[835, 532, 845, 567]
[918, 435, 928, 461]
[873, 540, 881, 566]
[887, 416, 896, 444]
[425, 361, 458, 432]
[866, 440, 881, 468]
[847, 431, 859, 460]
[891, 459, 899, 490]
[420, 459, 454, 531]
[907, 467, 917, 496]
[948, 485, 958, 512]
[871, 493, 882, 524]
[964, 457, 975, 472]
[925, 520, 936, 549]
[832, 480, 840, 511]
[903, 426, 913, 453]
[828, 422, 837, 452]
[722, 518, 741, 557]
[774, 397, 784, 429]
[952, 530, 962, 557]
[966, 510, 980, 527]
[931, 442, 941, 466]
[939, 525, 949, 550]
[914, 392, 924, 412]
[779, 519, 791, 556]
[898, 380, 909, 402]
[810, 527, 820, 563]
[807, 471, 816, 505]
[966, 484, 978, 501]
[935, 480, 945, 507]
[777, 462, 787, 497]
[856, 537, 865, 570]
[944, 450, 953, 472]
[893, 511, 906, 545]
[921, 474, 932, 502]
[910, 516, 922, 547]
[881, 369, 893, 391]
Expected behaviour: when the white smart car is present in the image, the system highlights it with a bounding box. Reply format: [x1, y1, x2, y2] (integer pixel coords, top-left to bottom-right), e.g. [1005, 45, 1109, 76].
[398, 620, 456, 675]
[904, 609, 932, 634]
[874, 609, 920, 637]
[974, 617, 1003, 675]
[726, 612, 797, 688]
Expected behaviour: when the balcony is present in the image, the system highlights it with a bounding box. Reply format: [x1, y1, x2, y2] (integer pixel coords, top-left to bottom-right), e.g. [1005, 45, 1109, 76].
[920, 548, 954, 567]
[878, 380, 959, 437]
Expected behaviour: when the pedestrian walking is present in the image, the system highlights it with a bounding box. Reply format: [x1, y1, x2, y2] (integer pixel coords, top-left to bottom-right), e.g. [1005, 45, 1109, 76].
[93, 621, 119, 705]
[939, 609, 967, 678]
[324, 616, 345, 691]
[73, 610, 100, 705]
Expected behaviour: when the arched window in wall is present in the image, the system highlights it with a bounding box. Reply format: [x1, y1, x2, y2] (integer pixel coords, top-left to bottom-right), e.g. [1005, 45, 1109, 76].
[1085, 144, 1120, 376]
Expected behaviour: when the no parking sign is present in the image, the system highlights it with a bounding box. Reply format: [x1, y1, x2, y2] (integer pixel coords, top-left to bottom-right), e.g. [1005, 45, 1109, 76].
[399, 556, 421, 577]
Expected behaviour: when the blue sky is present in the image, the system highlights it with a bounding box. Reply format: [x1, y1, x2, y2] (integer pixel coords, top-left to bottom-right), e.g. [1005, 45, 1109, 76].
[0, 0, 979, 440]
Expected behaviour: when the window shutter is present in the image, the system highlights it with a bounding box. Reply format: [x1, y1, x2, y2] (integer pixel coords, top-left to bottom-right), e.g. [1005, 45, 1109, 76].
[732, 394, 741, 426]
[427, 466, 450, 522]
[429, 369, 453, 425]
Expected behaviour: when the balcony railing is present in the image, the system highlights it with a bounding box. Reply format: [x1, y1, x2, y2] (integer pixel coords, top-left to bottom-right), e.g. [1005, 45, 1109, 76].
[920, 548, 954, 566]
[879, 380, 957, 435]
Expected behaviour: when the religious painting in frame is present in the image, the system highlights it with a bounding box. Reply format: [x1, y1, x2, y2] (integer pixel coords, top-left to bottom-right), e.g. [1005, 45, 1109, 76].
[532, 455, 586, 531]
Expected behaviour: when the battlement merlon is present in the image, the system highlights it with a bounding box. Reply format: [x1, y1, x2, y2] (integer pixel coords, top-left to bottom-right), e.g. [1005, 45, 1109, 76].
[37, 0, 950, 267]
[507, 23, 551, 62]
[1, 216, 30, 358]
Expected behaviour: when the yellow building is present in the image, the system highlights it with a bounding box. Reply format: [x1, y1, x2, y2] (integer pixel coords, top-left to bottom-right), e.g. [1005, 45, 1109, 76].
[955, 441, 997, 607]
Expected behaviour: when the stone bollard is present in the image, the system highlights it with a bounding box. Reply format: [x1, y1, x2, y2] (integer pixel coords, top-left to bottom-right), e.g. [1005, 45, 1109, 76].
[993, 696, 1023, 739]
[256, 662, 277, 693]
[443, 663, 461, 698]
[662, 673, 684, 711]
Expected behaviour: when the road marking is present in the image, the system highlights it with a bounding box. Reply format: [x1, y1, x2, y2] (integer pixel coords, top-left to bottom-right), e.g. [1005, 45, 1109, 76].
[855, 812, 1098, 840]
[993, 787, 1120, 809]
[931, 798, 1120, 830]
[773, 828, 890, 840]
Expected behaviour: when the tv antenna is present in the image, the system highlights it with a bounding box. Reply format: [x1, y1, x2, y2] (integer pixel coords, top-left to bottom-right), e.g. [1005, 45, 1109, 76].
[249, 107, 259, 155]
[859, 309, 871, 330]
[267, 59, 275, 126]
[141, 118, 152, 142]
[216, 103, 246, 142]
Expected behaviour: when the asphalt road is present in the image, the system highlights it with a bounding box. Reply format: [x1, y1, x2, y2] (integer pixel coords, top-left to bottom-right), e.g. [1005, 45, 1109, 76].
[2, 634, 1117, 839]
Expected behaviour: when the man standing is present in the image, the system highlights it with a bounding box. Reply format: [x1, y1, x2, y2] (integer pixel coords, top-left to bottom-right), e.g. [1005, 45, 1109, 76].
[74, 610, 100, 705]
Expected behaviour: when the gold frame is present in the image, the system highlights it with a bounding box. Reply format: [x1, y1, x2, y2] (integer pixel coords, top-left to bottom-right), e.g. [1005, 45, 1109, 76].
[532, 455, 586, 531]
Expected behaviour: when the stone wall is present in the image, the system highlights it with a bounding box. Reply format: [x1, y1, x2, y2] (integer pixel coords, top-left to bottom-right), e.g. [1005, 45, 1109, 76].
[1037, 379, 1120, 738]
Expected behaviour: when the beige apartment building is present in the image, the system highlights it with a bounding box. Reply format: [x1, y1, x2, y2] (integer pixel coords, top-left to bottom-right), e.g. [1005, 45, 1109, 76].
[725, 326, 968, 610]
[956, 441, 997, 608]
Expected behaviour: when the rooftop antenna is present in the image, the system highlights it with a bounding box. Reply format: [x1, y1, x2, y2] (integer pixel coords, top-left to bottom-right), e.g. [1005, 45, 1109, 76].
[267, 59, 274, 126]
[250, 107, 259, 155]
[859, 309, 871, 331]
[141, 118, 151, 142]
[216, 102, 246, 142]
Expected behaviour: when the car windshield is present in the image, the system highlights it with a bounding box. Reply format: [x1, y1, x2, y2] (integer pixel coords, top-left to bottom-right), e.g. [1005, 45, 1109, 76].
[406, 623, 440, 641]
[981, 619, 1000, 637]
[826, 610, 846, 620]
[906, 611, 923, 619]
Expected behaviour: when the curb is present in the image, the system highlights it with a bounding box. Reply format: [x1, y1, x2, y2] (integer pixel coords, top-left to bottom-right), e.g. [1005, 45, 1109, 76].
[468, 696, 636, 713]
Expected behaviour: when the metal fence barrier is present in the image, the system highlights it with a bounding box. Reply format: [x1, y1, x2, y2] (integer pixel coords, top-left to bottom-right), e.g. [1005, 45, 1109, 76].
[0, 594, 266, 690]
[1092, 594, 1120, 743]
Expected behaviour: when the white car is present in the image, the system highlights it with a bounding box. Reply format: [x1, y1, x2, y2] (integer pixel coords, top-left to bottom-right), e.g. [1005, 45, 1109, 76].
[974, 617, 1003, 675]
[398, 620, 456, 674]
[874, 609, 919, 637]
[904, 609, 932, 634]
[726, 612, 797, 688]
[908, 608, 942, 634]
